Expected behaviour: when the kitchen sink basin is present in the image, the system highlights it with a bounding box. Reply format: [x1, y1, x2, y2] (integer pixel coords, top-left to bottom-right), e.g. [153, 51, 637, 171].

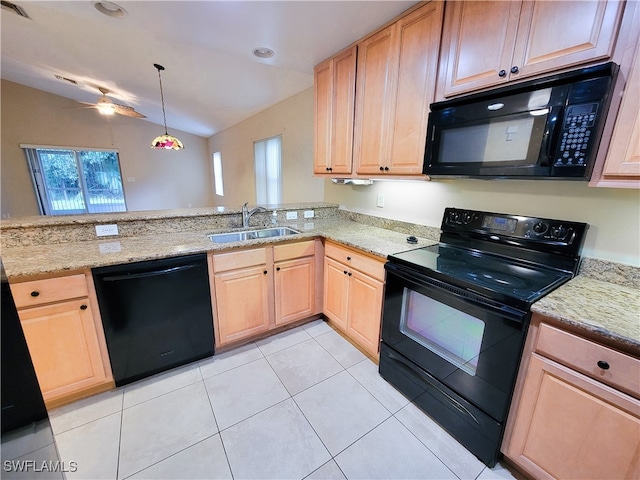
[208, 227, 300, 243]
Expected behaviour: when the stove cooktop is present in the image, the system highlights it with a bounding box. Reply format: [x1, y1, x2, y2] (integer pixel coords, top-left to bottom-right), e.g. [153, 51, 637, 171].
[388, 243, 572, 305]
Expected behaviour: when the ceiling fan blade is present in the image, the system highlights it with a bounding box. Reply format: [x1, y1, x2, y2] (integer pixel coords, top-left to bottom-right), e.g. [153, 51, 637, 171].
[113, 104, 146, 118]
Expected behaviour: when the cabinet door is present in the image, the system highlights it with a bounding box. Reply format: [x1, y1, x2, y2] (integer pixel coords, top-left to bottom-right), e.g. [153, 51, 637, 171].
[314, 47, 356, 175]
[601, 22, 640, 185]
[19, 299, 108, 402]
[313, 58, 333, 174]
[323, 256, 349, 331]
[274, 256, 315, 326]
[389, 1, 444, 175]
[512, 0, 623, 80]
[346, 270, 384, 357]
[506, 354, 640, 479]
[214, 265, 270, 345]
[439, 0, 521, 97]
[353, 25, 398, 175]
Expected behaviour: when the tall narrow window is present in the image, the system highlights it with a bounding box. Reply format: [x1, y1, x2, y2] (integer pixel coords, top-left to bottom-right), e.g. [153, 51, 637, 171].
[254, 135, 282, 204]
[23, 146, 127, 215]
[212, 151, 224, 197]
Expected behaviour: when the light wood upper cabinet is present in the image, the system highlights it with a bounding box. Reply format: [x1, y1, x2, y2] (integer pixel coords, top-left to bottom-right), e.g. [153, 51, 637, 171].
[10, 273, 113, 408]
[438, 0, 624, 98]
[313, 46, 356, 175]
[354, 1, 444, 176]
[591, 0, 640, 188]
[503, 315, 640, 478]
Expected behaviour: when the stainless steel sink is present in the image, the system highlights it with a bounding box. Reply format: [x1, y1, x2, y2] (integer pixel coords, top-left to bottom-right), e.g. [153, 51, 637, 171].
[208, 227, 300, 243]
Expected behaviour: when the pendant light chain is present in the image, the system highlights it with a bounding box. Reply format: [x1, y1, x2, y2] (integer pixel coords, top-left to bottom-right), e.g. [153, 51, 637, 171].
[151, 63, 184, 150]
[156, 65, 169, 135]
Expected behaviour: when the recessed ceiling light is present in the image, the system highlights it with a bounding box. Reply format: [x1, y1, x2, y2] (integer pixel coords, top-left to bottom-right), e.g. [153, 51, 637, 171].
[94, 1, 127, 18]
[253, 47, 274, 59]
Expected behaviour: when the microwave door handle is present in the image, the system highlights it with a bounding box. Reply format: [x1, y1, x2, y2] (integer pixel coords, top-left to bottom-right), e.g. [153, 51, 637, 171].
[539, 106, 563, 167]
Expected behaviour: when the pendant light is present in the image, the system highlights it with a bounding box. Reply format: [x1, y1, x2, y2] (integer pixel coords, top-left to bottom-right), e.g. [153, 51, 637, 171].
[151, 63, 184, 150]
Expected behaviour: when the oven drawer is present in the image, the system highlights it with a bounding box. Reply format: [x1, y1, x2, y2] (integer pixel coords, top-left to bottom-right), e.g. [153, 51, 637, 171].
[536, 323, 640, 398]
[325, 242, 385, 281]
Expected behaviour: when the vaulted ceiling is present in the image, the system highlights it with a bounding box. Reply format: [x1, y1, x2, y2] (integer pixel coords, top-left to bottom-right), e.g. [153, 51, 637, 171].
[1, 1, 416, 137]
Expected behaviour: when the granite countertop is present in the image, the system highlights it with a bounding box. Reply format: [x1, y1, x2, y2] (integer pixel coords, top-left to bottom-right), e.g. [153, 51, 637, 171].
[532, 276, 640, 352]
[0, 218, 436, 280]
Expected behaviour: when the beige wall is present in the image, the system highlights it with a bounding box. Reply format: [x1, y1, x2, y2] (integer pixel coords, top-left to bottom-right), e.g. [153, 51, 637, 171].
[208, 87, 324, 208]
[325, 178, 640, 266]
[1, 80, 213, 217]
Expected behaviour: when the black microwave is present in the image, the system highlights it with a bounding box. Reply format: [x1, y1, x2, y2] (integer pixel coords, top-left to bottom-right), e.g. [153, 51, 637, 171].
[423, 62, 619, 180]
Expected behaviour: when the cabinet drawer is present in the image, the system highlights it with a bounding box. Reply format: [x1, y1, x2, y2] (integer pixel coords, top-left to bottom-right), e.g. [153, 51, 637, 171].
[536, 323, 640, 398]
[213, 248, 267, 273]
[325, 242, 385, 281]
[11, 274, 89, 308]
[274, 240, 315, 262]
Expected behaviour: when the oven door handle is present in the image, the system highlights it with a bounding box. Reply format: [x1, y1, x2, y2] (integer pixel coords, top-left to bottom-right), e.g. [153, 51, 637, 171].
[385, 263, 528, 324]
[386, 348, 481, 426]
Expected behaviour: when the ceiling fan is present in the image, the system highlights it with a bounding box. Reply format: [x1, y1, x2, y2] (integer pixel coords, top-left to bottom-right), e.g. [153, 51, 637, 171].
[78, 87, 146, 118]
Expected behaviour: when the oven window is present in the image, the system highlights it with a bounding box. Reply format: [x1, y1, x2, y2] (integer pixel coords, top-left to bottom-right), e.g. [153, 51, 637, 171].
[399, 288, 485, 376]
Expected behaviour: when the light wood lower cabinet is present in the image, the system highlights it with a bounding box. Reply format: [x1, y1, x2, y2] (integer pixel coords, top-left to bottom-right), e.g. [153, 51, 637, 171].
[503, 314, 640, 479]
[210, 239, 323, 347]
[10, 272, 113, 408]
[323, 241, 385, 357]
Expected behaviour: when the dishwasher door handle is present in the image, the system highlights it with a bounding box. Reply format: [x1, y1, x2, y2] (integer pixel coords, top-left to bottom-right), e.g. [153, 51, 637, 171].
[101, 263, 199, 281]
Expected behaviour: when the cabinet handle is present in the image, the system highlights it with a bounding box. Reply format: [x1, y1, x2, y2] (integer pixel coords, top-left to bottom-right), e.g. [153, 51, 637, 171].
[498, 69, 507, 78]
[510, 66, 519, 74]
[30, 291, 40, 297]
[263, 270, 268, 275]
[597, 360, 610, 370]
[80, 304, 88, 310]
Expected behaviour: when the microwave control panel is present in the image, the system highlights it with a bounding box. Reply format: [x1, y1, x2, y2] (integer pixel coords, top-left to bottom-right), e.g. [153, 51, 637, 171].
[555, 103, 599, 168]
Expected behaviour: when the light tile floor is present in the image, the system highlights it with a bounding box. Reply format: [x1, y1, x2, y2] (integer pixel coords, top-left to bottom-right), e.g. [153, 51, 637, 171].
[10, 320, 523, 480]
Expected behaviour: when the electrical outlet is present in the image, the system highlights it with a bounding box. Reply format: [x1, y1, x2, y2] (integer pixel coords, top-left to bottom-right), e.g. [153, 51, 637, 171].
[286, 211, 298, 220]
[377, 194, 385, 208]
[95, 224, 119, 237]
[304, 210, 314, 219]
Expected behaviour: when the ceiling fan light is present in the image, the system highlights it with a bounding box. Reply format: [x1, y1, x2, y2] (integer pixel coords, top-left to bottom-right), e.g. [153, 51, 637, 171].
[96, 99, 116, 115]
[151, 134, 184, 150]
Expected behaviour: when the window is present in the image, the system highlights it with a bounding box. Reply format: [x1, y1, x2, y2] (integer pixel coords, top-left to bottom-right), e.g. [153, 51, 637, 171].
[23, 146, 127, 215]
[254, 135, 282, 204]
[212, 151, 224, 197]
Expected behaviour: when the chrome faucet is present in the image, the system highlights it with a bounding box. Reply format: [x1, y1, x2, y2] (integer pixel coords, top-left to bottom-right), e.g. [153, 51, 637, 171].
[242, 202, 267, 227]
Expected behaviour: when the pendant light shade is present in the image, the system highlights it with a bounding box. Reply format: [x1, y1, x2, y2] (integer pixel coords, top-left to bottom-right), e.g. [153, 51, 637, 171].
[151, 63, 184, 150]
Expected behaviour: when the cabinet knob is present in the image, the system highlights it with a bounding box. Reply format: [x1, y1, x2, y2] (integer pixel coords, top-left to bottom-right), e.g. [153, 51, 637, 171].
[498, 69, 507, 78]
[348, 272, 352, 276]
[510, 66, 519, 74]
[80, 304, 88, 310]
[384, 167, 389, 171]
[263, 270, 268, 275]
[346, 256, 351, 261]
[597, 360, 610, 370]
[276, 267, 281, 271]
[343, 270, 348, 275]
[379, 166, 384, 171]
[30, 291, 40, 297]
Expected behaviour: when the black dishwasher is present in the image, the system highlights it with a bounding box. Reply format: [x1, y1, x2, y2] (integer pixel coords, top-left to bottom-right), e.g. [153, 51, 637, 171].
[93, 253, 214, 386]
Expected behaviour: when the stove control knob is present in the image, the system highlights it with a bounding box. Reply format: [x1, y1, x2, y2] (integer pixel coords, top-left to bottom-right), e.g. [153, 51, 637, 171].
[448, 211, 460, 224]
[461, 212, 473, 224]
[532, 222, 548, 235]
[550, 225, 568, 239]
